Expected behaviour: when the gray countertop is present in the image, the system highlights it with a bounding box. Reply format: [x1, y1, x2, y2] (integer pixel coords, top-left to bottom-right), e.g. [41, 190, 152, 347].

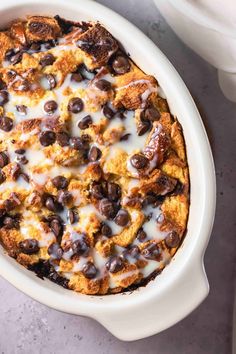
[0, 1, 236, 353]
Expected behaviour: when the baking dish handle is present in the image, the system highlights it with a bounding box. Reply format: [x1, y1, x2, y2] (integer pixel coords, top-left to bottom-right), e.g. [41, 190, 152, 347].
[96, 260, 209, 341]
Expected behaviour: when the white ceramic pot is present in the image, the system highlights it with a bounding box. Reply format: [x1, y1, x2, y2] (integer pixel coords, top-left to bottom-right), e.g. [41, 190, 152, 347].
[0, 0, 216, 341]
[154, 0, 236, 102]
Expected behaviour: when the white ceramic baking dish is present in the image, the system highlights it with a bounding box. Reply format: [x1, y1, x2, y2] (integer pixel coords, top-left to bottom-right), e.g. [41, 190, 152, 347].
[0, 0, 216, 341]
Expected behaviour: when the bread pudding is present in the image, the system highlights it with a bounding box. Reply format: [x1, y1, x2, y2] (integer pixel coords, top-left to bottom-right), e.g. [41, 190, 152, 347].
[0, 15, 189, 295]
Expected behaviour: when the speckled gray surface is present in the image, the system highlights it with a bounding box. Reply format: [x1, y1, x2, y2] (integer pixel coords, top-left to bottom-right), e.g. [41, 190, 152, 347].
[0, 1, 235, 353]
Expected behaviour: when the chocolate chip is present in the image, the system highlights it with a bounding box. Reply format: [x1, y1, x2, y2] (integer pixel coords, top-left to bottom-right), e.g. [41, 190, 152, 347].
[29, 43, 41, 52]
[44, 100, 58, 114]
[99, 198, 118, 219]
[15, 149, 25, 155]
[0, 79, 6, 90]
[40, 53, 56, 68]
[105, 255, 124, 273]
[16, 155, 28, 165]
[136, 229, 147, 242]
[52, 175, 68, 190]
[0, 116, 13, 132]
[130, 153, 149, 169]
[120, 133, 130, 141]
[0, 152, 9, 168]
[88, 146, 101, 162]
[11, 163, 21, 180]
[68, 209, 77, 224]
[4, 199, 18, 215]
[48, 242, 63, 259]
[114, 209, 130, 226]
[7, 70, 17, 79]
[3, 199, 16, 212]
[94, 79, 111, 91]
[0, 170, 6, 184]
[142, 195, 158, 207]
[11, 51, 23, 65]
[156, 174, 177, 195]
[102, 104, 114, 119]
[172, 181, 184, 196]
[128, 245, 140, 259]
[50, 219, 63, 238]
[82, 262, 97, 279]
[3, 216, 19, 229]
[42, 116, 58, 132]
[46, 74, 56, 90]
[78, 115, 92, 130]
[44, 195, 62, 212]
[90, 183, 104, 200]
[165, 231, 180, 248]
[39, 130, 56, 146]
[71, 137, 87, 151]
[16, 105, 27, 115]
[0, 91, 9, 106]
[107, 182, 121, 202]
[4, 49, 15, 61]
[44, 214, 63, 224]
[112, 55, 131, 75]
[101, 223, 112, 237]
[57, 190, 72, 206]
[141, 243, 162, 260]
[137, 121, 151, 136]
[68, 97, 83, 113]
[143, 107, 160, 122]
[71, 72, 83, 83]
[56, 131, 70, 147]
[19, 239, 39, 255]
[72, 237, 89, 256]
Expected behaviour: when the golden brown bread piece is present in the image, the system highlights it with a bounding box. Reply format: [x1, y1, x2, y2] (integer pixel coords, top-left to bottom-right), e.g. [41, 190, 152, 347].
[109, 263, 140, 288]
[95, 238, 114, 257]
[0, 32, 14, 63]
[136, 170, 177, 197]
[112, 210, 145, 247]
[76, 23, 118, 69]
[25, 16, 61, 42]
[161, 194, 189, 231]
[0, 228, 20, 258]
[10, 20, 27, 46]
[69, 273, 101, 294]
[114, 66, 157, 110]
